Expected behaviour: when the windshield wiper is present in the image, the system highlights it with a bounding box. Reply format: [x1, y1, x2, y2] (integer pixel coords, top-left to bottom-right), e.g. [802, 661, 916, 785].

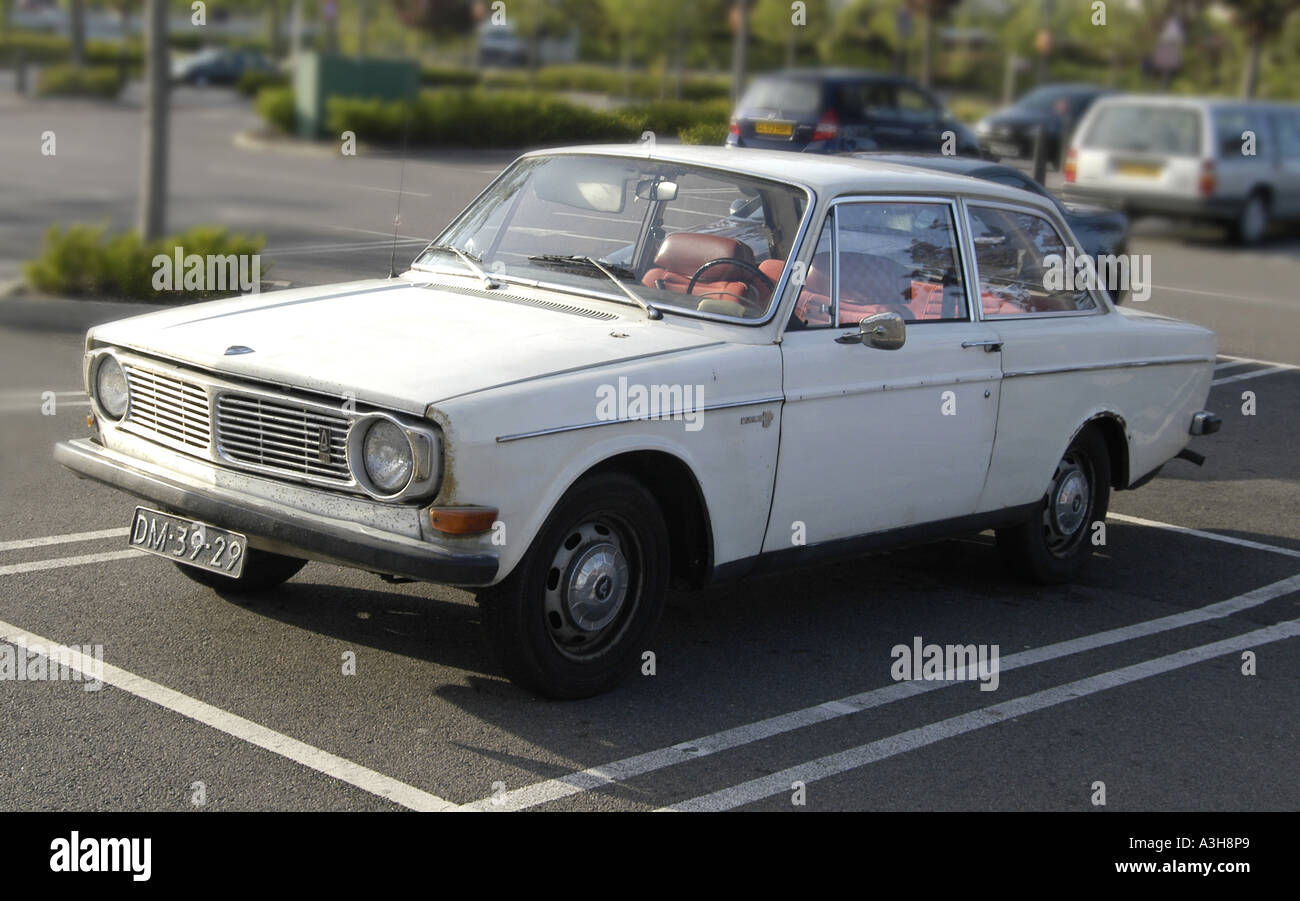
[424, 244, 499, 290]
[527, 255, 661, 320]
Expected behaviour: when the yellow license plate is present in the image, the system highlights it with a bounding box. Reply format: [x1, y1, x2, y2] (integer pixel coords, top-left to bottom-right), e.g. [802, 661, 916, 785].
[754, 120, 794, 137]
[1116, 162, 1162, 178]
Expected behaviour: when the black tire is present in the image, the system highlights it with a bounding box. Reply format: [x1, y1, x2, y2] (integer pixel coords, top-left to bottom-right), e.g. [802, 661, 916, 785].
[175, 547, 306, 597]
[1233, 191, 1269, 245]
[477, 473, 669, 699]
[996, 426, 1111, 584]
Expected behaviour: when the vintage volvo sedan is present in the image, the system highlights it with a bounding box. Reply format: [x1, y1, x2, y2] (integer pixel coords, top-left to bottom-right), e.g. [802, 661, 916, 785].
[57, 146, 1220, 698]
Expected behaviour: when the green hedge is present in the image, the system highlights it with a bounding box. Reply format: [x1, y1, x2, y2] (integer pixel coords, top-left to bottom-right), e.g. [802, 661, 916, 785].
[678, 121, 730, 146]
[256, 85, 296, 133]
[315, 90, 729, 148]
[420, 64, 482, 88]
[236, 68, 289, 98]
[35, 65, 124, 98]
[25, 225, 266, 302]
[0, 31, 142, 68]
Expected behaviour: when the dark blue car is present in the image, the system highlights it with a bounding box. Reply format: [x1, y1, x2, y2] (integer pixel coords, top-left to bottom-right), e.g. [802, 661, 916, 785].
[726, 69, 981, 157]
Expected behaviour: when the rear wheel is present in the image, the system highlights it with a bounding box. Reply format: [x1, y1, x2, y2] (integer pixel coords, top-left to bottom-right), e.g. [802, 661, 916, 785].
[997, 426, 1111, 584]
[1233, 191, 1269, 245]
[175, 547, 306, 597]
[478, 473, 669, 699]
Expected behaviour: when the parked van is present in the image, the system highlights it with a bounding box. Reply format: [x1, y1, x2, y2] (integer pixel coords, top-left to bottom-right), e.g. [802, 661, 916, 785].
[1061, 95, 1300, 244]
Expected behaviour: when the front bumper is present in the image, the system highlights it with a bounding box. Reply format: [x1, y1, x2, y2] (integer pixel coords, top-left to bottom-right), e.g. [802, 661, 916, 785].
[55, 438, 498, 587]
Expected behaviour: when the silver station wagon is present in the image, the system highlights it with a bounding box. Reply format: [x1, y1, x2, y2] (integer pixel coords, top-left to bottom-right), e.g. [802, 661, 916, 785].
[58, 146, 1220, 698]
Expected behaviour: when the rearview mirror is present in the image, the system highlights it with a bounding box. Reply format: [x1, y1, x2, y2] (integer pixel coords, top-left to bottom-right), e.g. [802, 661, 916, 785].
[858, 311, 906, 350]
[635, 179, 678, 202]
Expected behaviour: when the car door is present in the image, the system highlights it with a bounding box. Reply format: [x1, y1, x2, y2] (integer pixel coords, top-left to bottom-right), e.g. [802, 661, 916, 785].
[1268, 108, 1300, 218]
[764, 197, 1005, 552]
[962, 200, 1126, 509]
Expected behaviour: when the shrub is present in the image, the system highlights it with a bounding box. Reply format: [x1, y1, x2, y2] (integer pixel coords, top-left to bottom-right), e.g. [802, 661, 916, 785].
[678, 121, 730, 146]
[420, 65, 481, 88]
[325, 89, 639, 147]
[35, 64, 124, 98]
[256, 85, 296, 133]
[617, 99, 732, 138]
[24, 224, 267, 302]
[236, 68, 289, 98]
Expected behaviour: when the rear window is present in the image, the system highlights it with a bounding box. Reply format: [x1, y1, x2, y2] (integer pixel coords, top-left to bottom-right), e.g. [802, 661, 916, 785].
[739, 78, 821, 115]
[1082, 104, 1202, 156]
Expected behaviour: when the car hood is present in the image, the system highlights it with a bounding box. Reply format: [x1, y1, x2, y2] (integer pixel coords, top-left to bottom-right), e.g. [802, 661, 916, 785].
[89, 279, 722, 416]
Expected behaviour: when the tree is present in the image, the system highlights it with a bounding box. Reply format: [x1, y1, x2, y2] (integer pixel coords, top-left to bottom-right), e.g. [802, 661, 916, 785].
[908, 0, 960, 88]
[1222, 0, 1294, 97]
[138, 0, 169, 240]
[68, 0, 86, 66]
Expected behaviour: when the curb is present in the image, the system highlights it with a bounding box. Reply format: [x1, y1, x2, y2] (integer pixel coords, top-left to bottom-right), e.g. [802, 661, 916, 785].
[0, 294, 177, 334]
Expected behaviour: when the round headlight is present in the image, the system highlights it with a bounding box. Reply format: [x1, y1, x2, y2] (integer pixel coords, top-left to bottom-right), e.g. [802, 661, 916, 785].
[362, 420, 413, 493]
[95, 355, 129, 420]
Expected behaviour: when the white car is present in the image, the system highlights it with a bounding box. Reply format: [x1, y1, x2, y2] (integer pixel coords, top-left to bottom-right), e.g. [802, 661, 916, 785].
[58, 146, 1220, 698]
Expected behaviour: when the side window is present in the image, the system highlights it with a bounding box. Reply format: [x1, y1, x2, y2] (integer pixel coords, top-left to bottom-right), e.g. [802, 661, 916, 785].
[1215, 108, 1267, 162]
[896, 87, 940, 123]
[789, 202, 968, 329]
[967, 206, 1098, 316]
[789, 215, 834, 330]
[1275, 111, 1300, 159]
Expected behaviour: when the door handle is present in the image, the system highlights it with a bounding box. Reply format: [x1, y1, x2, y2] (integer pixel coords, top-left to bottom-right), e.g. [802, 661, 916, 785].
[962, 339, 1003, 352]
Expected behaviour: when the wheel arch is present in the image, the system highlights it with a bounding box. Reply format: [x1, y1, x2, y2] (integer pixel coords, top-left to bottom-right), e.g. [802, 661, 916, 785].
[1076, 412, 1129, 490]
[587, 450, 714, 590]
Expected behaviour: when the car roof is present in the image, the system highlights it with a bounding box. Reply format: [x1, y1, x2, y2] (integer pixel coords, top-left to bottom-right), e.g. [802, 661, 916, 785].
[1088, 93, 1299, 112]
[849, 152, 1015, 178]
[521, 145, 1060, 211]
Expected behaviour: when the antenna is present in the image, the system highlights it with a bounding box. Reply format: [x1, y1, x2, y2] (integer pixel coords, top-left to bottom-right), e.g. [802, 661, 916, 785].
[388, 85, 415, 279]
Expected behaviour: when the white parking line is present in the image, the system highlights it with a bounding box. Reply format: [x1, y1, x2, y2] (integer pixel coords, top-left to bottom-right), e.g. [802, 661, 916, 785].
[0, 527, 130, 554]
[1108, 513, 1300, 560]
[0, 620, 457, 812]
[1211, 366, 1291, 387]
[0, 550, 143, 577]
[1218, 354, 1300, 371]
[460, 572, 1300, 811]
[662, 616, 1300, 811]
[1214, 360, 1254, 372]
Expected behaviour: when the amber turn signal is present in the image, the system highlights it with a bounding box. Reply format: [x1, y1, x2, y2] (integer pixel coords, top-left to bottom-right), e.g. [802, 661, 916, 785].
[429, 506, 498, 535]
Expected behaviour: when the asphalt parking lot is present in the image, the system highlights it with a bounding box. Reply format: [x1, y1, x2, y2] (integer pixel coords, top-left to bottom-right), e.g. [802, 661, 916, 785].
[1, 92, 1298, 813]
[1, 320, 1297, 811]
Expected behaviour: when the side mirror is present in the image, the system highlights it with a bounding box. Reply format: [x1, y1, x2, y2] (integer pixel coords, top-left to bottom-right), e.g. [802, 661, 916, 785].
[728, 198, 748, 216]
[859, 311, 906, 350]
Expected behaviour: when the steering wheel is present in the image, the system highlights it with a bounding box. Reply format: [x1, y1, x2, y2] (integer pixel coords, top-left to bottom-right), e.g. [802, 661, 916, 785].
[685, 258, 776, 307]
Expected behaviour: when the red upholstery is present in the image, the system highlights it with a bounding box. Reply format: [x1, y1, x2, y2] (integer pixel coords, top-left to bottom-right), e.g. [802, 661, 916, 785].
[642, 233, 758, 308]
[792, 253, 912, 326]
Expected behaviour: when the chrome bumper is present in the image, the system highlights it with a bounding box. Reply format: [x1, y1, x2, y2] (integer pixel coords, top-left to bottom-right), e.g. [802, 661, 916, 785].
[54, 438, 498, 587]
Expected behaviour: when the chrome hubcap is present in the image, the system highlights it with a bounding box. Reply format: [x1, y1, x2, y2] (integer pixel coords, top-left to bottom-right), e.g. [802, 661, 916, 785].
[543, 521, 632, 655]
[1051, 467, 1089, 537]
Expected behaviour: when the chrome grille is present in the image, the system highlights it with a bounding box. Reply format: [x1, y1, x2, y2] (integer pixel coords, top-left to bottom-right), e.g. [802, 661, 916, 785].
[215, 393, 351, 483]
[123, 364, 211, 449]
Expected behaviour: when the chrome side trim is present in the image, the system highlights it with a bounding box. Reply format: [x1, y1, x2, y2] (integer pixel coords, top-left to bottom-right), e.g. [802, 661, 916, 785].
[495, 396, 784, 443]
[1002, 355, 1216, 379]
[787, 372, 1002, 403]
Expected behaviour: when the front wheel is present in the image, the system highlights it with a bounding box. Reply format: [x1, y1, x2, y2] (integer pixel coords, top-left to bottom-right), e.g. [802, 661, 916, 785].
[477, 473, 669, 699]
[1233, 192, 1269, 245]
[997, 426, 1111, 584]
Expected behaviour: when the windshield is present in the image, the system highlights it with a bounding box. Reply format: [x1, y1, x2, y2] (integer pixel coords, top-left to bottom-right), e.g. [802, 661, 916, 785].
[416, 154, 811, 321]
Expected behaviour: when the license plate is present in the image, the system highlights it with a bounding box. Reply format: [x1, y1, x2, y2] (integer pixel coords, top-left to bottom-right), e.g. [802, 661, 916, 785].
[1116, 161, 1163, 178]
[128, 506, 246, 578]
[754, 120, 794, 137]
[989, 142, 1019, 158]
